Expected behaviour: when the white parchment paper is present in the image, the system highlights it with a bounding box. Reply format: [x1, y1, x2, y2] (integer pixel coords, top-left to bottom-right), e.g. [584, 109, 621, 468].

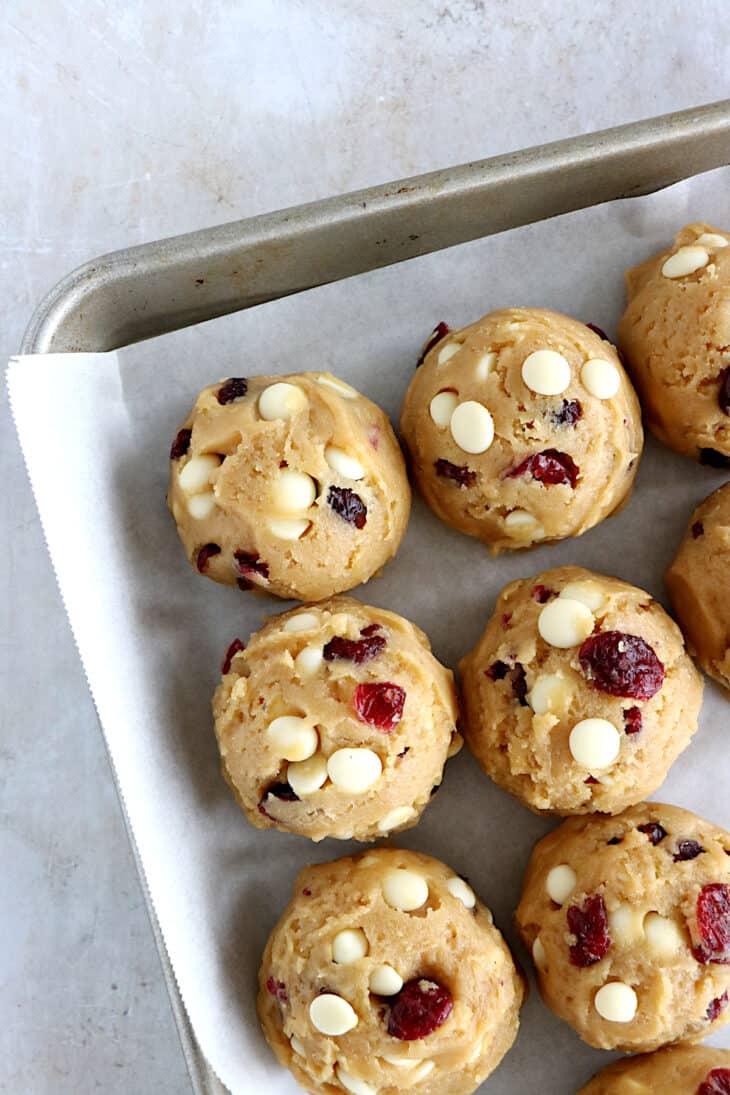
[8, 172, 730, 1094]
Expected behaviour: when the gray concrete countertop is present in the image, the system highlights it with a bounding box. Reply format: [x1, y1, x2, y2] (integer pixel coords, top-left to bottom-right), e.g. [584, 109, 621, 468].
[3, 2, 729, 1092]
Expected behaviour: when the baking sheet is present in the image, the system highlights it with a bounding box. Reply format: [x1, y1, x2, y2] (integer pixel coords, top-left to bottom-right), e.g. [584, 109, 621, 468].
[8, 171, 730, 1094]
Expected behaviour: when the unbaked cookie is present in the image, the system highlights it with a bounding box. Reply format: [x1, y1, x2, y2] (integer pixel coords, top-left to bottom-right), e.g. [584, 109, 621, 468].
[258, 847, 525, 1095]
[212, 597, 460, 842]
[459, 566, 702, 815]
[618, 222, 730, 466]
[666, 482, 730, 692]
[516, 803, 730, 1053]
[577, 1044, 730, 1095]
[399, 308, 642, 551]
[168, 372, 410, 601]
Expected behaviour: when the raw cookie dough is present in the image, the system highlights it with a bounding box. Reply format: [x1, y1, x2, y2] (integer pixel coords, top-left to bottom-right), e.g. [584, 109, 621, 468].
[577, 1044, 730, 1094]
[516, 803, 730, 1053]
[168, 372, 410, 601]
[459, 566, 702, 816]
[618, 222, 730, 466]
[213, 597, 460, 842]
[258, 847, 525, 1095]
[666, 482, 730, 692]
[399, 308, 642, 551]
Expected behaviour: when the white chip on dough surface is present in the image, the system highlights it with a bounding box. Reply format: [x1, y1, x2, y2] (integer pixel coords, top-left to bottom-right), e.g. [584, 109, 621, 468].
[335, 1066, 375, 1095]
[521, 349, 571, 395]
[581, 358, 621, 400]
[327, 748, 382, 793]
[694, 232, 728, 249]
[317, 374, 360, 399]
[265, 716, 318, 762]
[268, 517, 311, 541]
[538, 597, 594, 648]
[661, 245, 709, 278]
[293, 645, 324, 680]
[546, 864, 577, 905]
[528, 673, 573, 716]
[381, 1053, 417, 1067]
[437, 341, 462, 364]
[377, 805, 417, 832]
[412, 1061, 435, 1082]
[643, 912, 685, 957]
[332, 928, 369, 964]
[382, 869, 429, 911]
[449, 400, 494, 454]
[178, 453, 220, 494]
[284, 612, 320, 633]
[286, 753, 328, 796]
[475, 351, 497, 380]
[309, 993, 358, 1036]
[272, 469, 317, 512]
[290, 1035, 306, 1057]
[504, 509, 545, 540]
[258, 381, 308, 419]
[594, 981, 638, 1023]
[369, 964, 404, 995]
[429, 390, 459, 427]
[186, 490, 217, 519]
[446, 876, 476, 909]
[569, 718, 621, 770]
[324, 445, 365, 480]
[532, 936, 547, 969]
[559, 581, 606, 613]
[608, 904, 645, 945]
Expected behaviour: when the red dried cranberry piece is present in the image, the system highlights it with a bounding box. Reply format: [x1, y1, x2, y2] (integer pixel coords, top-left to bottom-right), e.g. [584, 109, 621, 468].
[266, 976, 288, 1003]
[700, 448, 730, 468]
[624, 706, 642, 735]
[720, 368, 730, 415]
[434, 459, 477, 487]
[486, 660, 509, 680]
[707, 990, 729, 1021]
[323, 634, 386, 664]
[302, 887, 312, 896]
[221, 638, 245, 674]
[579, 631, 665, 699]
[327, 486, 367, 528]
[586, 322, 610, 341]
[237, 577, 253, 591]
[551, 399, 583, 428]
[354, 682, 405, 730]
[637, 821, 667, 845]
[532, 584, 553, 603]
[170, 427, 192, 459]
[567, 894, 611, 967]
[674, 839, 705, 863]
[694, 884, 730, 964]
[234, 551, 270, 582]
[607, 836, 623, 845]
[196, 543, 221, 572]
[267, 782, 299, 802]
[512, 663, 528, 706]
[692, 521, 705, 538]
[699, 1068, 730, 1094]
[217, 377, 248, 405]
[507, 449, 579, 488]
[360, 623, 382, 637]
[416, 322, 450, 367]
[386, 978, 453, 1040]
[584, 775, 599, 785]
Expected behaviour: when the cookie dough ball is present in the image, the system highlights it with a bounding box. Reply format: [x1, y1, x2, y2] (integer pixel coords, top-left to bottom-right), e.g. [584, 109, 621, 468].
[213, 597, 460, 842]
[516, 803, 730, 1053]
[666, 483, 730, 692]
[460, 566, 703, 816]
[399, 308, 642, 551]
[258, 847, 525, 1095]
[577, 1045, 730, 1095]
[618, 223, 730, 466]
[168, 372, 410, 601]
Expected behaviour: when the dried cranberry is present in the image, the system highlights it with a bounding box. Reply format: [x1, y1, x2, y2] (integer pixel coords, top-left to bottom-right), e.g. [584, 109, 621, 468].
[501, 613, 512, 628]
[354, 682, 405, 730]
[720, 368, 730, 415]
[579, 631, 665, 699]
[170, 427, 192, 459]
[266, 782, 299, 802]
[512, 663, 528, 706]
[327, 486, 367, 528]
[323, 634, 386, 664]
[674, 839, 705, 862]
[637, 821, 667, 845]
[434, 459, 477, 487]
[607, 836, 623, 845]
[234, 551, 270, 582]
[486, 660, 509, 681]
[237, 577, 253, 591]
[360, 623, 382, 637]
[624, 706, 642, 735]
[196, 543, 221, 572]
[397, 746, 410, 759]
[694, 884, 730, 964]
[216, 377, 248, 405]
[416, 322, 450, 367]
[266, 976, 288, 1003]
[386, 979, 453, 1040]
[221, 638, 244, 674]
[699, 1069, 730, 1095]
[567, 894, 611, 967]
[532, 585, 553, 603]
[692, 521, 705, 538]
[551, 399, 583, 428]
[507, 449, 579, 488]
[707, 991, 729, 1021]
[586, 322, 610, 341]
[302, 888, 312, 896]
[584, 775, 599, 785]
[700, 448, 730, 468]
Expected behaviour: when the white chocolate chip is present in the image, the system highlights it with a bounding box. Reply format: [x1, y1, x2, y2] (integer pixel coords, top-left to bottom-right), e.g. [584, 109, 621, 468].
[695, 232, 728, 249]
[381, 1053, 417, 1068]
[608, 904, 645, 945]
[369, 964, 403, 995]
[290, 1035, 306, 1057]
[309, 993, 358, 1036]
[258, 381, 308, 420]
[581, 358, 621, 400]
[272, 469, 317, 513]
[325, 445, 365, 480]
[559, 581, 606, 613]
[449, 401, 494, 454]
[446, 876, 476, 909]
[265, 716, 318, 762]
[532, 936, 547, 970]
[661, 245, 709, 279]
[335, 1066, 375, 1095]
[382, 869, 429, 911]
[412, 1061, 435, 1083]
[504, 509, 545, 540]
[287, 753, 328, 796]
[317, 375, 359, 399]
[186, 490, 217, 519]
[294, 645, 324, 680]
[521, 349, 571, 395]
[429, 390, 459, 427]
[332, 928, 369, 964]
[327, 748, 382, 794]
[268, 517, 311, 540]
[546, 864, 577, 905]
[475, 351, 497, 381]
[528, 673, 573, 716]
[538, 598, 594, 648]
[643, 912, 685, 957]
[437, 342, 461, 364]
[377, 805, 417, 832]
[178, 453, 220, 494]
[284, 612, 320, 633]
[594, 981, 637, 1023]
[569, 718, 621, 770]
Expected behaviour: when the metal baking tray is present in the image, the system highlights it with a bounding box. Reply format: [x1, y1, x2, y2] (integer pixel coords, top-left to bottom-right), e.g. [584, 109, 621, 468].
[21, 100, 730, 1094]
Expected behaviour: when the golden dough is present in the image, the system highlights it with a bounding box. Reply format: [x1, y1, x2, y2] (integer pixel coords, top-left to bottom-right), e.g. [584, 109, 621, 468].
[577, 1044, 730, 1094]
